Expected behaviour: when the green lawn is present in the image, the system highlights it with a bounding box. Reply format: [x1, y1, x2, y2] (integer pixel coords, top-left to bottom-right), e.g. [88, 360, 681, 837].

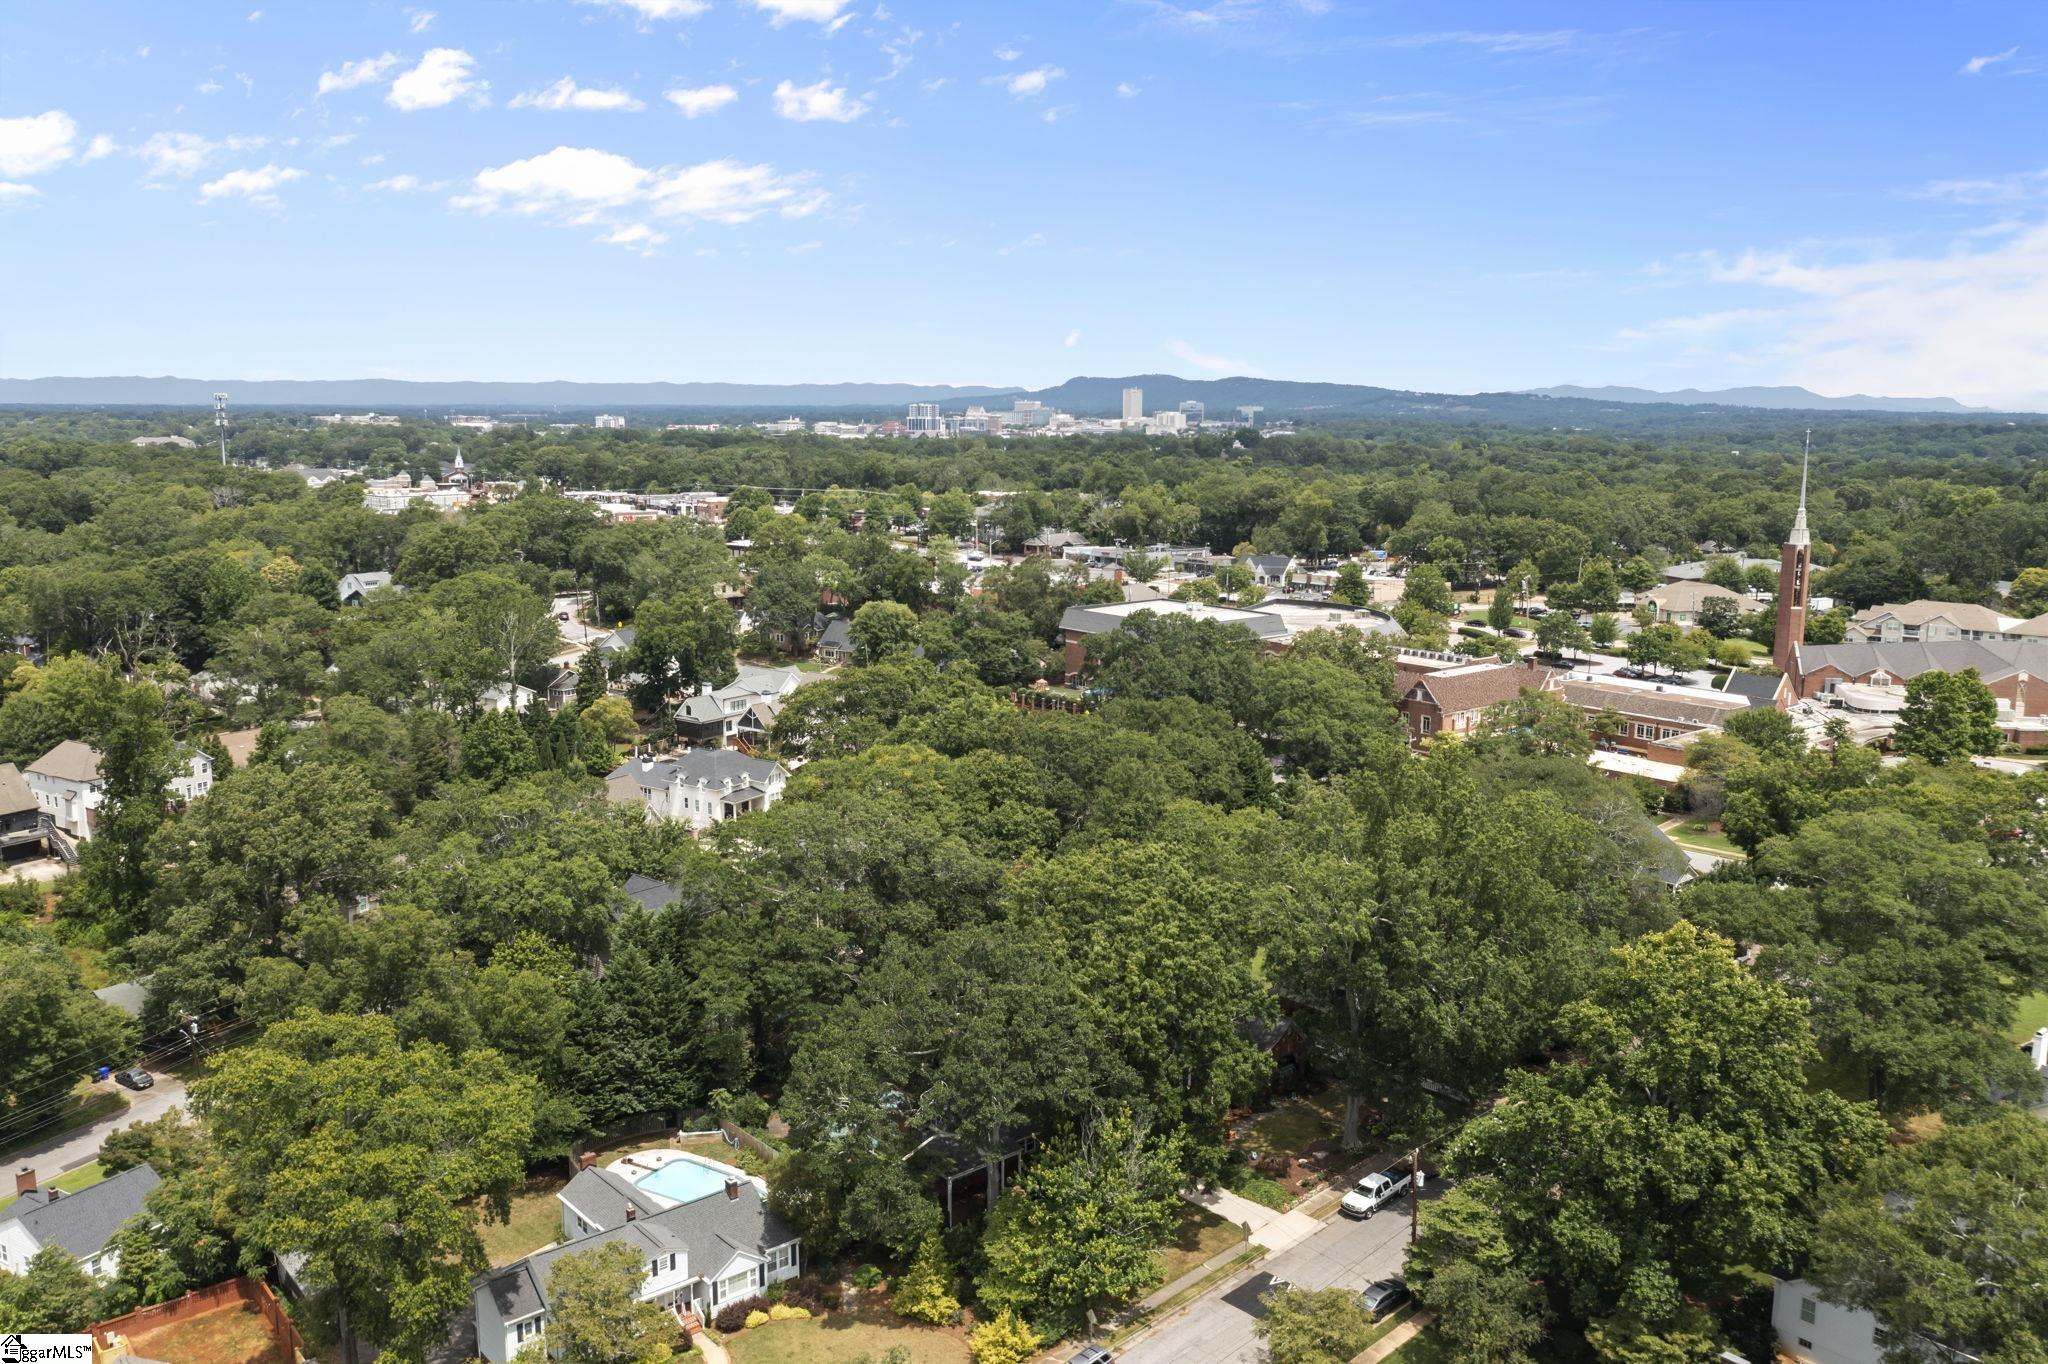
[1665, 819, 1745, 858]
[724, 1309, 969, 1364]
[478, 1175, 568, 1266]
[1387, 1327, 1455, 1364]
[1152, 1205, 1247, 1284]
[1242, 1092, 1341, 1159]
[2009, 991, 2048, 1044]
[1232, 1176, 1294, 1211]
[0, 1161, 106, 1217]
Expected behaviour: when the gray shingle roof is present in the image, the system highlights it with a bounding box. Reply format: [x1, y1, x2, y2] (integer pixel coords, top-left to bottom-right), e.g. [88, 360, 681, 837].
[0, 762, 34, 817]
[1, 1162, 159, 1261]
[28, 740, 102, 784]
[621, 873, 685, 915]
[1719, 671, 1786, 707]
[817, 618, 851, 649]
[1798, 637, 2048, 684]
[608, 750, 784, 790]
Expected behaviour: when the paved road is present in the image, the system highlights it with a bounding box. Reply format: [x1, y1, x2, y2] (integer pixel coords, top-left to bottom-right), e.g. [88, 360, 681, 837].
[13, 1069, 187, 1184]
[1117, 1188, 1441, 1364]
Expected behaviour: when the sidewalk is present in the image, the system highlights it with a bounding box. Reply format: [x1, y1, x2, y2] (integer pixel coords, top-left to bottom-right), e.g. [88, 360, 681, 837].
[1351, 1311, 1433, 1364]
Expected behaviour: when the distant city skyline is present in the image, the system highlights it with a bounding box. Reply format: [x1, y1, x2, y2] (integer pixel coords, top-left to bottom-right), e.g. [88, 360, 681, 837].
[2, 1, 2045, 408]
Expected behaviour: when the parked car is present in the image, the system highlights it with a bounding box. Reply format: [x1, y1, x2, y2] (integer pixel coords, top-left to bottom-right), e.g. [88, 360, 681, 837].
[1523, 603, 1551, 618]
[1614, 666, 1661, 680]
[1362, 1277, 1412, 1320]
[1339, 1162, 1414, 1219]
[1069, 1348, 1115, 1364]
[113, 1067, 154, 1090]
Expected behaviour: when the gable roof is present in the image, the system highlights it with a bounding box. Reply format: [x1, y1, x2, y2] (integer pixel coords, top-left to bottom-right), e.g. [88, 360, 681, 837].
[338, 571, 394, 599]
[27, 740, 102, 785]
[1405, 662, 1552, 717]
[608, 749, 786, 792]
[1646, 580, 1747, 612]
[1797, 637, 2048, 685]
[816, 617, 852, 649]
[1852, 599, 2009, 632]
[621, 873, 685, 915]
[1719, 670, 1788, 707]
[1559, 678, 1748, 727]
[597, 625, 637, 655]
[0, 762, 34, 817]
[1, 1162, 159, 1261]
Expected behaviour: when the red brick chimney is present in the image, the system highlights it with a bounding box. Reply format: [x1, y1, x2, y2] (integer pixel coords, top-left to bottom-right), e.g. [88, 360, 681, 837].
[625, 1200, 639, 1221]
[14, 1167, 35, 1196]
[725, 1178, 742, 1201]
[579, 1152, 597, 1169]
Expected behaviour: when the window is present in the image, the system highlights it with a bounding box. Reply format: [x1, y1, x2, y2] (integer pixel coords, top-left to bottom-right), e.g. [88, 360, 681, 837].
[1797, 1341, 1813, 1352]
[1418, 715, 1432, 735]
[1800, 1298, 1816, 1325]
[1634, 722, 1654, 739]
[514, 1319, 542, 1345]
[773, 1244, 797, 1272]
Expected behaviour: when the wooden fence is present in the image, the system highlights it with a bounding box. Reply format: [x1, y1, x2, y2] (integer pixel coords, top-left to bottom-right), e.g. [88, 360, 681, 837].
[92, 1275, 304, 1361]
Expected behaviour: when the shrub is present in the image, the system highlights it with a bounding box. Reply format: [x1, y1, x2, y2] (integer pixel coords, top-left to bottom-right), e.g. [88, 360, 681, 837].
[745, 1310, 770, 1329]
[767, 1304, 810, 1321]
[890, 1234, 960, 1325]
[852, 1263, 885, 1290]
[713, 1295, 769, 1333]
[777, 1277, 834, 1312]
[969, 1308, 1041, 1364]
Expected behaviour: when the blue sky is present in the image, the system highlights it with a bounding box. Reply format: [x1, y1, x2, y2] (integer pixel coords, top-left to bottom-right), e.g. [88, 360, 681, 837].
[3, 1, 2046, 407]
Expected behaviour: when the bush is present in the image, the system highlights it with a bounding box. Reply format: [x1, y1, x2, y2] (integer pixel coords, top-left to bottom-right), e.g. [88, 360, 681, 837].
[968, 1308, 1041, 1364]
[713, 1295, 770, 1333]
[890, 1233, 961, 1325]
[767, 1304, 811, 1321]
[707, 1086, 771, 1131]
[776, 1276, 834, 1312]
[745, 1310, 771, 1329]
[852, 1263, 885, 1290]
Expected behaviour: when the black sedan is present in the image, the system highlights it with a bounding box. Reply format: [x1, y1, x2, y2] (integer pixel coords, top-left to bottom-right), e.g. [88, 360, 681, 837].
[1361, 1277, 1412, 1320]
[112, 1067, 154, 1090]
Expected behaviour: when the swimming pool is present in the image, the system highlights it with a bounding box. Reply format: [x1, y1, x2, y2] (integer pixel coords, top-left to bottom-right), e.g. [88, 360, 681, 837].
[633, 1155, 736, 1205]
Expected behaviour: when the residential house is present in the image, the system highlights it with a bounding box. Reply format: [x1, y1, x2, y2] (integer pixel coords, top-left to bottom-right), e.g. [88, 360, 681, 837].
[1246, 553, 1296, 589]
[674, 665, 811, 747]
[478, 683, 541, 714]
[595, 626, 638, 660]
[0, 763, 48, 862]
[814, 617, 854, 665]
[620, 873, 686, 916]
[545, 666, 582, 713]
[476, 1163, 798, 1363]
[1845, 600, 2042, 643]
[1659, 555, 1777, 584]
[337, 571, 398, 607]
[1393, 656, 1557, 743]
[1643, 579, 1748, 627]
[1558, 677, 1749, 757]
[1020, 529, 1084, 557]
[606, 750, 789, 831]
[1772, 1278, 1888, 1364]
[24, 742, 214, 841]
[1057, 598, 1403, 684]
[93, 980, 148, 1019]
[0, 1163, 160, 1281]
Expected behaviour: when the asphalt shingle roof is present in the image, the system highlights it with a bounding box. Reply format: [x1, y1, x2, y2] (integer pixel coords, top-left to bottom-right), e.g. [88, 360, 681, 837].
[0, 762, 34, 817]
[27, 740, 102, 784]
[608, 750, 785, 790]
[1, 1162, 158, 1261]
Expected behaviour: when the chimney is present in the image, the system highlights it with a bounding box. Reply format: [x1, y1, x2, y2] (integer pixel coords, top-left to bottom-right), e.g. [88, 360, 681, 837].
[625, 1200, 639, 1221]
[2033, 1027, 2048, 1071]
[725, 1177, 742, 1202]
[579, 1152, 597, 1169]
[14, 1167, 35, 1196]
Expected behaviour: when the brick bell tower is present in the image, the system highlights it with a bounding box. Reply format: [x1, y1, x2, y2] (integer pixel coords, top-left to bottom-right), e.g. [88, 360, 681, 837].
[1773, 432, 1813, 677]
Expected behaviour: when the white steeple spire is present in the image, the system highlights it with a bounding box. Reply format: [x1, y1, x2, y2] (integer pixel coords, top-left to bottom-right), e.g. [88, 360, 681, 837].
[1788, 429, 1811, 547]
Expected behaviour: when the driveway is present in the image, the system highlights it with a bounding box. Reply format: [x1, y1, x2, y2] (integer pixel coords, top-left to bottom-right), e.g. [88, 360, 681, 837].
[12, 1069, 188, 1184]
[1116, 1186, 1443, 1364]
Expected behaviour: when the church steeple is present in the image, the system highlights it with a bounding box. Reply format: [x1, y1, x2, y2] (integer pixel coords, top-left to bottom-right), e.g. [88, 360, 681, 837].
[1773, 431, 1813, 682]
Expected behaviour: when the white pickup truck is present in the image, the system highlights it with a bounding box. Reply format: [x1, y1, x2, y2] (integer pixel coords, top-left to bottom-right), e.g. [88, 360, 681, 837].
[1339, 1162, 1415, 1219]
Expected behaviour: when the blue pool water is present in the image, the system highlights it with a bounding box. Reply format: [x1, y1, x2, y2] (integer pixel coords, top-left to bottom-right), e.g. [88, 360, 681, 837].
[634, 1157, 733, 1204]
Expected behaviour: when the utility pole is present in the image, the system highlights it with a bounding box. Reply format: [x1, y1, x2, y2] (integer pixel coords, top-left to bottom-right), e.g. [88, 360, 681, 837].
[214, 392, 230, 465]
[1410, 1145, 1421, 1243]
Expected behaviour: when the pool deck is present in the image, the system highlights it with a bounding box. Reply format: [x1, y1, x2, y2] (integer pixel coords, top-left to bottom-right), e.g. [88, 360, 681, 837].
[607, 1146, 765, 1211]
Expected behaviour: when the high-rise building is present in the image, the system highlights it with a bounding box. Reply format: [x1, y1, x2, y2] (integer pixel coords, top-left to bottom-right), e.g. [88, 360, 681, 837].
[1179, 400, 1205, 425]
[1152, 410, 1187, 433]
[906, 402, 943, 435]
[1774, 436, 1814, 673]
[1122, 387, 1144, 422]
[1236, 405, 1263, 427]
[594, 413, 626, 429]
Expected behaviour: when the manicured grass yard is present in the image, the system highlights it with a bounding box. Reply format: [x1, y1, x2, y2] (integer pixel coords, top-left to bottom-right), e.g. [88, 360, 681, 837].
[129, 1302, 292, 1364]
[2009, 991, 2048, 1044]
[479, 1174, 569, 1266]
[1387, 1327, 1455, 1364]
[1232, 1175, 1295, 1211]
[0, 1161, 106, 1217]
[725, 1308, 969, 1364]
[1152, 1205, 1246, 1284]
[1665, 819, 1745, 858]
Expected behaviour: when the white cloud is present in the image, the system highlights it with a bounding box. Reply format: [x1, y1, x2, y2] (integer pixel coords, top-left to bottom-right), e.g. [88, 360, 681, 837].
[455, 146, 828, 232]
[997, 231, 1045, 255]
[0, 110, 78, 178]
[1064, 329, 1081, 347]
[321, 133, 358, 148]
[1960, 46, 2019, 75]
[787, 239, 823, 253]
[772, 79, 869, 122]
[994, 45, 1022, 61]
[751, 0, 853, 25]
[665, 83, 739, 117]
[601, 223, 668, 253]
[367, 173, 447, 191]
[317, 52, 401, 96]
[511, 77, 645, 111]
[1624, 227, 2048, 410]
[388, 49, 485, 110]
[920, 76, 953, 92]
[1379, 29, 1579, 54]
[198, 79, 224, 95]
[577, 0, 708, 18]
[82, 134, 117, 163]
[247, 9, 263, 20]
[1911, 167, 2048, 204]
[1116, 81, 1140, 98]
[1169, 338, 1263, 376]
[135, 131, 267, 180]
[405, 8, 437, 32]
[198, 162, 305, 205]
[0, 181, 40, 201]
[1003, 65, 1063, 97]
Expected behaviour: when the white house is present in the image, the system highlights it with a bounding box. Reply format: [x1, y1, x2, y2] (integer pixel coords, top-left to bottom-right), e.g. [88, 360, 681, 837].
[1644, 579, 1749, 627]
[606, 750, 788, 831]
[0, 1163, 159, 1282]
[674, 665, 813, 745]
[475, 1161, 799, 1363]
[1774, 1278, 1884, 1364]
[24, 742, 214, 842]
[337, 571, 399, 607]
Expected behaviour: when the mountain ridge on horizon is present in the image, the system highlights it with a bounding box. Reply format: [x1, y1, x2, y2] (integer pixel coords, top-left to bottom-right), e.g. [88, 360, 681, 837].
[0, 373, 2023, 417]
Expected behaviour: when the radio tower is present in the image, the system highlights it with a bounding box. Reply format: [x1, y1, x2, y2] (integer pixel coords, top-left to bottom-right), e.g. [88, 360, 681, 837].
[213, 393, 230, 466]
